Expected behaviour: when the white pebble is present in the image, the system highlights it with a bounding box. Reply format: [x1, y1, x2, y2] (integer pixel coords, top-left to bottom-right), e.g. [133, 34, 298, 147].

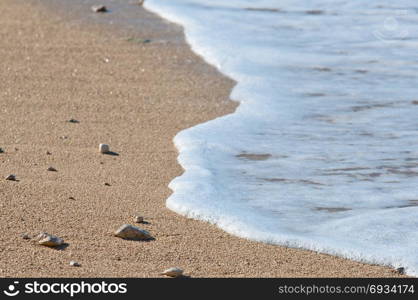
[114, 224, 152, 240]
[70, 261, 81, 267]
[161, 267, 184, 278]
[99, 144, 110, 154]
[36, 232, 64, 247]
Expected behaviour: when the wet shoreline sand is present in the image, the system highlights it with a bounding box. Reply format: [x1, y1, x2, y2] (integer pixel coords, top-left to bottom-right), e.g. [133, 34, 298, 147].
[0, 0, 405, 277]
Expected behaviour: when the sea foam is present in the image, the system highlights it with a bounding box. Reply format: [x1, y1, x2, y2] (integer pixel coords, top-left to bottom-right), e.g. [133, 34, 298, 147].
[145, 0, 418, 275]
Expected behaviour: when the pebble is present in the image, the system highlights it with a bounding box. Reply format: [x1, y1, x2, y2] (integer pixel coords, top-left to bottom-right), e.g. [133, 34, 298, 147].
[0, 148, 4, 153]
[5, 174, 16, 181]
[104, 182, 111, 186]
[70, 261, 81, 267]
[47, 166, 58, 172]
[397, 267, 405, 275]
[36, 232, 64, 247]
[21, 233, 31, 240]
[46, 151, 52, 155]
[134, 216, 144, 223]
[161, 267, 184, 278]
[91, 5, 107, 13]
[68, 118, 79, 123]
[114, 224, 152, 240]
[99, 144, 110, 154]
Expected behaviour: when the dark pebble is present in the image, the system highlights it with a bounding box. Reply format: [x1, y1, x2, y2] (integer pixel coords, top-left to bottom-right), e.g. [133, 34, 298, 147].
[5, 174, 16, 181]
[91, 5, 107, 13]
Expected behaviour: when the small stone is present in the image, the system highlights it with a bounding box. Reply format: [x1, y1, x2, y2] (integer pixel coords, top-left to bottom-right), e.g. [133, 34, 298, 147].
[114, 224, 152, 240]
[70, 261, 81, 267]
[5, 174, 16, 181]
[46, 151, 52, 155]
[91, 5, 107, 13]
[104, 182, 111, 186]
[134, 216, 144, 223]
[36, 232, 64, 247]
[99, 144, 110, 154]
[0, 148, 4, 153]
[68, 118, 79, 123]
[126, 37, 152, 44]
[47, 166, 58, 172]
[68, 196, 75, 200]
[161, 267, 183, 278]
[22, 233, 31, 240]
[397, 267, 405, 275]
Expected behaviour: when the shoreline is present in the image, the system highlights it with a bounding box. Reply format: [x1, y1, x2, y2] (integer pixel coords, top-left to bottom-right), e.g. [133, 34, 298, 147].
[0, 0, 405, 277]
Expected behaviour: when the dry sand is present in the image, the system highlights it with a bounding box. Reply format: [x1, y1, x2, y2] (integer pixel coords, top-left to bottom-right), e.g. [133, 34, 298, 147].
[0, 0, 405, 277]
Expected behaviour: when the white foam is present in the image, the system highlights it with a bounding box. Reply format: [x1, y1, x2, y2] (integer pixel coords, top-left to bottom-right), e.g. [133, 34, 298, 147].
[145, 0, 418, 275]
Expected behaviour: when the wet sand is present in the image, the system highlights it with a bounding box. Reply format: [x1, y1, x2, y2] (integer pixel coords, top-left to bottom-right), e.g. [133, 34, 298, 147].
[0, 0, 405, 277]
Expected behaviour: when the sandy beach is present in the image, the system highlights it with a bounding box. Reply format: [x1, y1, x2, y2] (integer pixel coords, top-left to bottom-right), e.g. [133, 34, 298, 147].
[0, 0, 405, 277]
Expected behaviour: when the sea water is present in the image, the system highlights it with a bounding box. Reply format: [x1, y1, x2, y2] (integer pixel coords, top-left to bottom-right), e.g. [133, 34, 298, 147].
[144, 0, 418, 275]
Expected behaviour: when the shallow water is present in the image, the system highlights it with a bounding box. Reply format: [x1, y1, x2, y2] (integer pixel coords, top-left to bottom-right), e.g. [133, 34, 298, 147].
[144, 0, 418, 275]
